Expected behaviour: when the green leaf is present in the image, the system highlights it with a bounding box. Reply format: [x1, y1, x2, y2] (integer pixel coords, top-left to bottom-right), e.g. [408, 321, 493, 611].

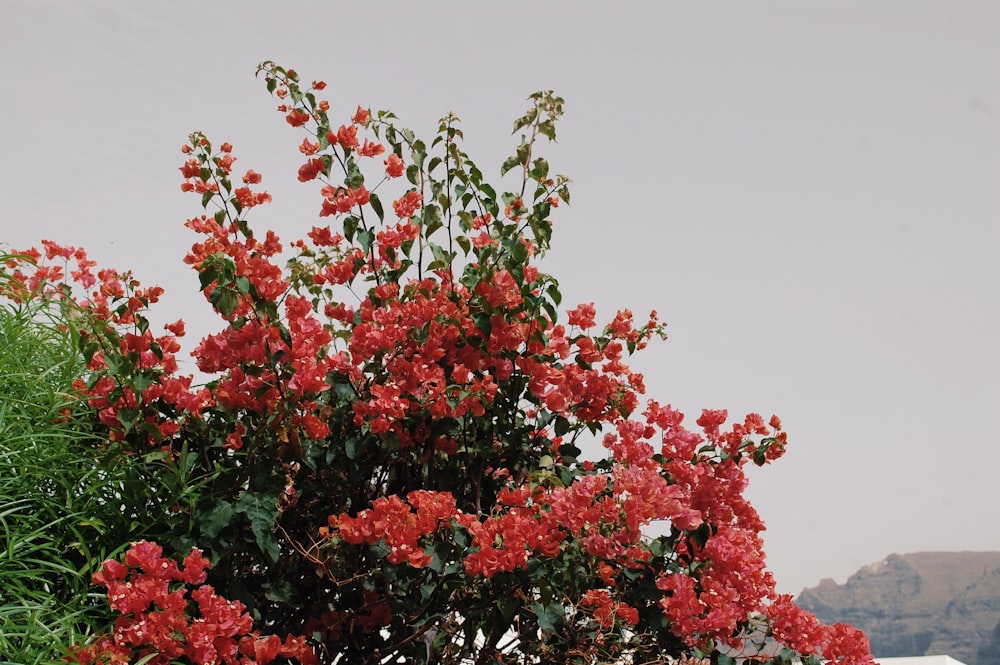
[500, 155, 520, 177]
[510, 239, 528, 263]
[545, 282, 561, 306]
[429, 244, 454, 268]
[343, 216, 358, 242]
[472, 313, 492, 338]
[235, 491, 280, 563]
[558, 443, 581, 461]
[534, 201, 551, 222]
[558, 185, 571, 204]
[513, 107, 539, 133]
[468, 164, 483, 186]
[357, 228, 374, 254]
[265, 579, 297, 604]
[530, 158, 549, 180]
[198, 266, 218, 290]
[199, 501, 234, 539]
[345, 437, 359, 460]
[369, 192, 384, 223]
[423, 205, 443, 237]
[531, 600, 565, 634]
[542, 300, 558, 326]
[452, 524, 469, 549]
[116, 407, 139, 430]
[346, 160, 364, 189]
[130, 371, 155, 396]
[537, 120, 556, 141]
[210, 287, 239, 318]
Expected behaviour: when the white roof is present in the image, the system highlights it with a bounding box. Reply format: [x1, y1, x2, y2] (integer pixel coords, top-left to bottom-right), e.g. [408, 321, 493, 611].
[878, 657, 967, 665]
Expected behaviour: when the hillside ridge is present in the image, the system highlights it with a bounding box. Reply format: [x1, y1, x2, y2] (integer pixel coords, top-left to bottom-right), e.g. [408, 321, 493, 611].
[796, 551, 1000, 665]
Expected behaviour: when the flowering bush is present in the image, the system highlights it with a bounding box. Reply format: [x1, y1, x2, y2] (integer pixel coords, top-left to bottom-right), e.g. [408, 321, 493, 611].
[2, 62, 873, 665]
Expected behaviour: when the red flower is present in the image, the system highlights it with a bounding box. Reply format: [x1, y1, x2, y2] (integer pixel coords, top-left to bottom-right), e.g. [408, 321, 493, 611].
[352, 105, 371, 124]
[297, 157, 325, 182]
[385, 153, 405, 178]
[234, 186, 272, 209]
[124, 540, 167, 575]
[225, 423, 246, 451]
[567, 302, 597, 329]
[359, 138, 385, 157]
[392, 191, 423, 219]
[335, 124, 360, 150]
[179, 159, 201, 179]
[307, 225, 342, 247]
[319, 186, 368, 217]
[285, 109, 311, 127]
[299, 138, 320, 155]
[180, 548, 211, 585]
[92, 559, 129, 587]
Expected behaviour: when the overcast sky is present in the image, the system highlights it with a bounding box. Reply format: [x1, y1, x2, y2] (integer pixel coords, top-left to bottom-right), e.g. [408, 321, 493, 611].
[2, 1, 998, 595]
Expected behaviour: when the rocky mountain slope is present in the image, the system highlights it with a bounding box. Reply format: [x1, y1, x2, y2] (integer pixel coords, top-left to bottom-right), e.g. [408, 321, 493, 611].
[796, 552, 1000, 665]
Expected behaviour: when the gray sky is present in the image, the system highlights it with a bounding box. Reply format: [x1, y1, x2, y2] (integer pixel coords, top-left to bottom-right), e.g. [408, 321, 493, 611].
[2, 1, 998, 595]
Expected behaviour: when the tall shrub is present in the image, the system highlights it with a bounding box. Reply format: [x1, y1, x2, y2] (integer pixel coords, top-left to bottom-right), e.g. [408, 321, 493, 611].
[5, 64, 873, 665]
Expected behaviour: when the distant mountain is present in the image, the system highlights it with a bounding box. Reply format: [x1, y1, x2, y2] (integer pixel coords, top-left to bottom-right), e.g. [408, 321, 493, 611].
[796, 552, 1000, 665]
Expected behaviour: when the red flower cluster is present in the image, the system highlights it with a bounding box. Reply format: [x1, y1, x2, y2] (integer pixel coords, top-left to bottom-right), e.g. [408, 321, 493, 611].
[2, 242, 211, 444]
[392, 190, 423, 219]
[72, 542, 318, 665]
[766, 594, 874, 663]
[334, 491, 457, 567]
[580, 589, 639, 629]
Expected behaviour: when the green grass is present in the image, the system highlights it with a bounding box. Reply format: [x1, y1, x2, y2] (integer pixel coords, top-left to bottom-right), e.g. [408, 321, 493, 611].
[0, 296, 119, 664]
